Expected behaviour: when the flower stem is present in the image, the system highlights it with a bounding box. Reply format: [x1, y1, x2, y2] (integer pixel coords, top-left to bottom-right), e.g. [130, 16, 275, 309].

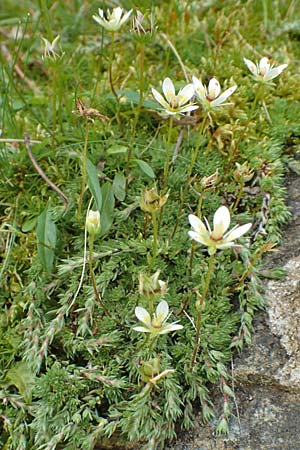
[162, 116, 174, 190]
[51, 65, 57, 151]
[171, 115, 207, 238]
[88, 235, 111, 317]
[261, 100, 272, 124]
[77, 119, 89, 221]
[108, 32, 123, 132]
[92, 27, 104, 101]
[232, 180, 245, 212]
[148, 211, 158, 273]
[126, 42, 145, 192]
[191, 253, 215, 369]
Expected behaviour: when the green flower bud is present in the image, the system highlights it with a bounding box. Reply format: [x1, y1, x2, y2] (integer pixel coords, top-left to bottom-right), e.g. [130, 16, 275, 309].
[86, 210, 101, 235]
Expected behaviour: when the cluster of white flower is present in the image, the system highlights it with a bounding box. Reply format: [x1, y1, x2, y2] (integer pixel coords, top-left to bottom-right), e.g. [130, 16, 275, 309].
[152, 56, 287, 117]
[84, 7, 283, 337]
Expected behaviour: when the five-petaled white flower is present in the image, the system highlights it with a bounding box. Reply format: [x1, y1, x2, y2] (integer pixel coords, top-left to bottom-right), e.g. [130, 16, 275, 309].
[93, 7, 132, 32]
[243, 57, 288, 82]
[151, 77, 198, 117]
[133, 300, 183, 335]
[192, 76, 237, 109]
[188, 206, 251, 255]
[41, 35, 61, 60]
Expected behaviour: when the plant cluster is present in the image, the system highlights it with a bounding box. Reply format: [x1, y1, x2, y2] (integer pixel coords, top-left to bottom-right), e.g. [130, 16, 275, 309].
[1, 1, 300, 449]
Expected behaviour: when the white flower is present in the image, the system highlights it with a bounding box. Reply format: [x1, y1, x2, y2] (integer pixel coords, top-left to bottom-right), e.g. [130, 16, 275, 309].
[93, 7, 132, 32]
[243, 57, 288, 82]
[192, 76, 237, 109]
[86, 210, 101, 235]
[188, 206, 251, 255]
[151, 77, 198, 117]
[133, 300, 183, 335]
[41, 35, 61, 60]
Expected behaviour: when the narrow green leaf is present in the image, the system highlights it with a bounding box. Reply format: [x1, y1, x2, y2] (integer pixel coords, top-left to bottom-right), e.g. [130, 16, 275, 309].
[100, 182, 115, 236]
[134, 159, 156, 179]
[36, 206, 57, 273]
[86, 158, 102, 211]
[107, 144, 128, 155]
[113, 172, 126, 201]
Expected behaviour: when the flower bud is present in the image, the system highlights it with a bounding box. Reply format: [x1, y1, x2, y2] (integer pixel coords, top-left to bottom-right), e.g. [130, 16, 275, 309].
[233, 162, 254, 183]
[141, 357, 160, 380]
[140, 187, 168, 213]
[86, 210, 101, 236]
[138, 271, 168, 297]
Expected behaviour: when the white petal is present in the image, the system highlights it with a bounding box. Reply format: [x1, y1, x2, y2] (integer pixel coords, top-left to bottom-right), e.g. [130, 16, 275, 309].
[210, 85, 237, 107]
[98, 9, 104, 18]
[188, 214, 207, 234]
[156, 300, 169, 322]
[243, 58, 257, 76]
[132, 326, 152, 333]
[207, 78, 221, 100]
[264, 64, 288, 81]
[119, 9, 133, 26]
[135, 306, 151, 326]
[158, 323, 183, 334]
[223, 222, 252, 242]
[259, 57, 270, 76]
[93, 15, 106, 27]
[177, 84, 195, 105]
[178, 104, 199, 113]
[112, 7, 123, 22]
[188, 230, 210, 246]
[151, 88, 169, 109]
[162, 78, 176, 103]
[51, 35, 60, 48]
[192, 76, 206, 101]
[212, 206, 230, 238]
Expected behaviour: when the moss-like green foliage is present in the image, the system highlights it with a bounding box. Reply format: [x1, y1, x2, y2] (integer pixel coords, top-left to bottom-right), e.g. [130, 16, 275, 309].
[1, 1, 299, 449]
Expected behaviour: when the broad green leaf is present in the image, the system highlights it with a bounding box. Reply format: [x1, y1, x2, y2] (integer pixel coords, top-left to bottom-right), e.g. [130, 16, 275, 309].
[113, 172, 126, 201]
[115, 89, 159, 109]
[36, 206, 57, 273]
[5, 362, 36, 403]
[100, 182, 115, 236]
[86, 158, 102, 211]
[134, 159, 156, 179]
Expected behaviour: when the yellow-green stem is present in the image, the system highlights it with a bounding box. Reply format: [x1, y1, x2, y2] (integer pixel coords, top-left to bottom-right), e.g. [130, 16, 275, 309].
[171, 115, 207, 238]
[162, 116, 174, 190]
[126, 43, 145, 192]
[262, 100, 272, 124]
[148, 211, 158, 273]
[52, 67, 57, 151]
[77, 120, 89, 221]
[191, 253, 215, 369]
[232, 181, 245, 212]
[108, 32, 123, 132]
[92, 27, 104, 101]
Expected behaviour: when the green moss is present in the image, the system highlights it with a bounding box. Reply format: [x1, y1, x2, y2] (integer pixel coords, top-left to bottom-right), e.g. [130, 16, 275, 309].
[0, 1, 299, 449]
